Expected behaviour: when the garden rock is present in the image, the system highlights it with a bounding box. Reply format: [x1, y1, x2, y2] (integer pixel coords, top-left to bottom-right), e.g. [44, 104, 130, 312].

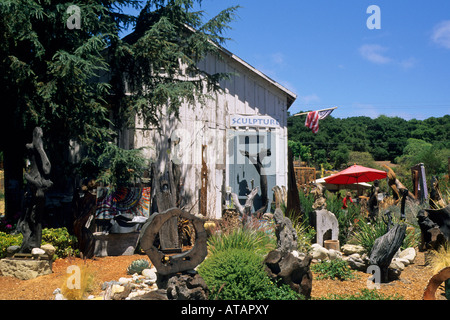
[399, 247, 416, 264]
[0, 258, 52, 280]
[31, 248, 46, 256]
[6, 246, 20, 257]
[40, 244, 56, 259]
[310, 244, 329, 261]
[341, 244, 365, 255]
[118, 277, 132, 285]
[328, 249, 342, 261]
[142, 268, 157, 284]
[346, 253, 369, 272]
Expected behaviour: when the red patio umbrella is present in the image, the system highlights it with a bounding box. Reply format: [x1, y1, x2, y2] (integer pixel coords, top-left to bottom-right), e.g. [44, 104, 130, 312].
[324, 164, 387, 185]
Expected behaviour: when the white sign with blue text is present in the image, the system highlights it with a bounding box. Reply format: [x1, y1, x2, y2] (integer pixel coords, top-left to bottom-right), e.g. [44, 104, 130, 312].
[230, 115, 280, 128]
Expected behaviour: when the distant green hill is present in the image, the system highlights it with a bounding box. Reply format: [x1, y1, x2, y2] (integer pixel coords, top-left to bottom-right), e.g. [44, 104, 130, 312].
[287, 114, 450, 173]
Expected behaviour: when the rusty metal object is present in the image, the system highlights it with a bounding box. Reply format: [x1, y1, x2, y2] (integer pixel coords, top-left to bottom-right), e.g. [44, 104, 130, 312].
[423, 267, 450, 300]
[139, 208, 207, 276]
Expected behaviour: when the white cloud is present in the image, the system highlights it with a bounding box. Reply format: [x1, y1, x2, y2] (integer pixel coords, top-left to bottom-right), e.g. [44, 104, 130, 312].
[299, 94, 321, 104]
[399, 57, 417, 70]
[271, 52, 285, 66]
[359, 44, 392, 64]
[431, 20, 450, 49]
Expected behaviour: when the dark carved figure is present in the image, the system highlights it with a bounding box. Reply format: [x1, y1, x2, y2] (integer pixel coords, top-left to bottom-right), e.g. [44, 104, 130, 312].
[139, 208, 207, 276]
[72, 179, 96, 259]
[369, 223, 407, 283]
[417, 208, 447, 252]
[264, 250, 313, 299]
[424, 205, 450, 243]
[239, 148, 271, 217]
[151, 161, 180, 251]
[429, 176, 445, 209]
[167, 273, 209, 300]
[263, 208, 312, 299]
[17, 127, 53, 253]
[273, 208, 298, 256]
[367, 180, 379, 221]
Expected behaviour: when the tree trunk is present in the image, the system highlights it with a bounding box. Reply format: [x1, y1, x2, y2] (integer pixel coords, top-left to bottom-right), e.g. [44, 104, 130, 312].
[286, 147, 302, 221]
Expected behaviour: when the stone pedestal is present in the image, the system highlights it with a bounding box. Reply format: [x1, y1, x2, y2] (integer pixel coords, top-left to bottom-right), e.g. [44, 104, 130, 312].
[315, 209, 339, 247]
[0, 258, 52, 280]
[93, 232, 140, 257]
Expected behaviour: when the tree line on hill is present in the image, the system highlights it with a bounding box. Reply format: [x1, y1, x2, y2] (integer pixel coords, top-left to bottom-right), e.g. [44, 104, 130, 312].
[287, 114, 450, 177]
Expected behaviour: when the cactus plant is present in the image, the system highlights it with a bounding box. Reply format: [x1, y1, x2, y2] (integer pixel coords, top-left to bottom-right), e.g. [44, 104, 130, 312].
[127, 259, 150, 275]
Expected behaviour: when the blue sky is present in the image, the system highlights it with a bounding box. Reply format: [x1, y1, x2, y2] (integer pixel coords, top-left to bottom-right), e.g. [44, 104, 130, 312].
[121, 1, 450, 120]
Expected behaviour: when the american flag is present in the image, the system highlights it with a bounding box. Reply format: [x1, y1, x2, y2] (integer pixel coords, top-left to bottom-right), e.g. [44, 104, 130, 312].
[305, 108, 335, 133]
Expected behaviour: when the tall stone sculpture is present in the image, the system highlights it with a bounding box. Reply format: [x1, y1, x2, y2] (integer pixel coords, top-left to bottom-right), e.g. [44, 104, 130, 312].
[17, 127, 53, 253]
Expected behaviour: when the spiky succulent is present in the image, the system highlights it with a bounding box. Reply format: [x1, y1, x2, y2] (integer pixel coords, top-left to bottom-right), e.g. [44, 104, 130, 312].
[127, 259, 150, 275]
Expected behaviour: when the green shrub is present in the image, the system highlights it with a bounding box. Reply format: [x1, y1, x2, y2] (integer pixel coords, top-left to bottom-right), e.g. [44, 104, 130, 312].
[311, 259, 357, 281]
[0, 232, 22, 258]
[353, 218, 418, 253]
[41, 227, 78, 259]
[0, 228, 77, 259]
[197, 248, 301, 300]
[207, 225, 276, 257]
[401, 224, 420, 250]
[318, 288, 403, 300]
[326, 193, 364, 245]
[352, 219, 387, 253]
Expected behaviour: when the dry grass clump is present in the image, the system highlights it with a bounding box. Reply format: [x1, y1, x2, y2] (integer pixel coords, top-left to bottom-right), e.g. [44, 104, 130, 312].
[61, 263, 97, 300]
[428, 243, 450, 274]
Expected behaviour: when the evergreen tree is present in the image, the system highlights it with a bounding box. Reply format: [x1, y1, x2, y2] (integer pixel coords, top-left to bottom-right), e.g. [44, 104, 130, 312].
[0, 0, 239, 220]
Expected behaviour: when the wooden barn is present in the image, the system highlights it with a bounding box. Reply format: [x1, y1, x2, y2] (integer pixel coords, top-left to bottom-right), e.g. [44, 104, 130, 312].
[120, 46, 297, 219]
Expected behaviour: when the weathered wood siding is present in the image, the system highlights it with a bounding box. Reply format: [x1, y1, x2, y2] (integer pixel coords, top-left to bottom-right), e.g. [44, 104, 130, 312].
[131, 51, 293, 219]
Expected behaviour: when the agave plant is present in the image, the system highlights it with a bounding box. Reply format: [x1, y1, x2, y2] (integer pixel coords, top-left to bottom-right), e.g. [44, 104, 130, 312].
[127, 259, 150, 275]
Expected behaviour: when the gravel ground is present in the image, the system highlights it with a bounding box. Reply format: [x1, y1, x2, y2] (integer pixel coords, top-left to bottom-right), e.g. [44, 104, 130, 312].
[0, 250, 446, 300]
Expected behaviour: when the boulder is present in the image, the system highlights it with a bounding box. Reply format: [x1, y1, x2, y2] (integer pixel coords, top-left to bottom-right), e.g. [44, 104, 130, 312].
[390, 259, 405, 271]
[40, 244, 56, 258]
[6, 246, 20, 257]
[142, 268, 157, 284]
[341, 244, 365, 255]
[328, 249, 342, 261]
[399, 247, 416, 264]
[31, 248, 46, 256]
[310, 244, 329, 260]
[0, 258, 52, 280]
[346, 253, 369, 272]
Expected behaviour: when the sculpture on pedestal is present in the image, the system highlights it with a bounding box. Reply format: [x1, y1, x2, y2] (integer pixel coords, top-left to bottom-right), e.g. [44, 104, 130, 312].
[17, 127, 53, 253]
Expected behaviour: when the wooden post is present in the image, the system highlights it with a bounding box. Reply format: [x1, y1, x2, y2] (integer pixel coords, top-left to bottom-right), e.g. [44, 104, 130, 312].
[152, 161, 180, 253]
[200, 145, 207, 216]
